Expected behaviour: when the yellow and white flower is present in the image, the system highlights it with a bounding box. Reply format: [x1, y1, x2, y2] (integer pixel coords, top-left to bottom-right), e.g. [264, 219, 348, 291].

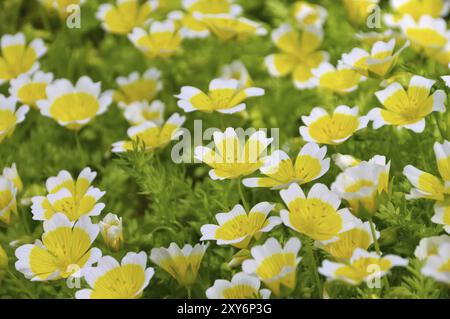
[220, 60, 253, 88]
[414, 235, 450, 260]
[299, 106, 368, 145]
[194, 128, 272, 180]
[331, 157, 390, 215]
[200, 202, 281, 248]
[243, 143, 330, 189]
[403, 140, 450, 201]
[384, 0, 450, 27]
[42, 0, 86, 18]
[368, 75, 445, 132]
[128, 20, 183, 59]
[432, 202, 450, 234]
[0, 177, 17, 225]
[280, 183, 359, 242]
[112, 113, 185, 152]
[99, 213, 123, 251]
[31, 167, 106, 221]
[37, 76, 112, 130]
[15, 213, 101, 281]
[2, 163, 23, 192]
[193, 13, 267, 41]
[123, 100, 164, 125]
[319, 248, 408, 285]
[76, 252, 154, 299]
[342, 39, 410, 77]
[342, 0, 380, 25]
[169, 0, 242, 38]
[176, 78, 264, 114]
[9, 71, 53, 109]
[292, 1, 327, 27]
[0, 33, 46, 84]
[150, 242, 208, 287]
[242, 237, 301, 296]
[316, 220, 380, 261]
[96, 0, 159, 35]
[332, 153, 361, 171]
[312, 61, 363, 94]
[442, 65, 450, 87]
[265, 24, 328, 89]
[0, 95, 29, 143]
[355, 30, 395, 47]
[111, 68, 163, 108]
[421, 242, 450, 284]
[206, 272, 271, 299]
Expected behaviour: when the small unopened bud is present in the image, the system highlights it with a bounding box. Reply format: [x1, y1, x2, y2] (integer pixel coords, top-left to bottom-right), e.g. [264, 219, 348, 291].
[3, 163, 23, 192]
[0, 245, 8, 270]
[99, 213, 123, 251]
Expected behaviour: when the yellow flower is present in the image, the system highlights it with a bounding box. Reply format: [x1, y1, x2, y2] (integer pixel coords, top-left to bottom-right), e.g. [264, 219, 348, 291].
[76, 252, 154, 299]
[316, 220, 380, 261]
[169, 0, 242, 38]
[312, 62, 363, 94]
[15, 213, 101, 281]
[206, 272, 271, 299]
[124, 100, 165, 125]
[368, 75, 445, 132]
[299, 106, 368, 145]
[193, 13, 267, 41]
[332, 153, 361, 171]
[0, 177, 17, 225]
[421, 242, 450, 284]
[99, 213, 123, 251]
[9, 71, 53, 109]
[355, 30, 395, 46]
[2, 163, 23, 192]
[0, 244, 7, 270]
[432, 202, 450, 234]
[111, 68, 163, 108]
[242, 237, 301, 296]
[243, 143, 330, 189]
[31, 167, 106, 221]
[220, 60, 253, 88]
[265, 24, 328, 89]
[292, 1, 328, 27]
[150, 243, 208, 287]
[280, 183, 359, 242]
[176, 78, 264, 114]
[414, 235, 450, 260]
[96, 0, 159, 35]
[200, 202, 281, 248]
[42, 0, 86, 18]
[384, 0, 449, 27]
[319, 248, 408, 285]
[194, 128, 273, 180]
[112, 113, 186, 152]
[0, 33, 46, 84]
[128, 20, 183, 58]
[37, 76, 112, 131]
[399, 15, 449, 52]
[0, 95, 29, 144]
[342, 39, 410, 77]
[342, 0, 380, 25]
[332, 156, 391, 216]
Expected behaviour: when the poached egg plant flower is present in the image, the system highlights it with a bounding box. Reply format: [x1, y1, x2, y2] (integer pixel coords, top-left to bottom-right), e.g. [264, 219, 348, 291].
[15, 213, 101, 281]
[243, 143, 330, 189]
[414, 235, 450, 260]
[76, 252, 154, 299]
[112, 113, 186, 152]
[265, 24, 329, 89]
[200, 202, 281, 248]
[99, 213, 124, 251]
[194, 128, 273, 180]
[2, 163, 23, 192]
[150, 243, 208, 287]
[9, 71, 54, 109]
[312, 61, 363, 94]
[0, 94, 29, 144]
[384, 0, 450, 27]
[175, 78, 264, 114]
[292, 1, 328, 27]
[37, 76, 112, 131]
[220, 60, 253, 89]
[279, 183, 359, 242]
[0, 176, 17, 225]
[242, 237, 301, 296]
[206, 272, 271, 299]
[299, 105, 368, 145]
[319, 248, 408, 285]
[96, 0, 159, 35]
[368, 75, 445, 133]
[31, 167, 106, 221]
[421, 242, 450, 284]
[123, 100, 164, 125]
[0, 33, 46, 84]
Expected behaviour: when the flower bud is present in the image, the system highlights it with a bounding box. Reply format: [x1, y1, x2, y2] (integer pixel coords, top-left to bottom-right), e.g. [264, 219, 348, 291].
[99, 213, 123, 251]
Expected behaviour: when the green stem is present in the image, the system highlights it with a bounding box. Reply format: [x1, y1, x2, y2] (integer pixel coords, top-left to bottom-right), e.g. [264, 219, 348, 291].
[74, 131, 86, 166]
[19, 205, 31, 235]
[368, 217, 381, 255]
[434, 113, 446, 141]
[307, 242, 323, 299]
[8, 270, 36, 299]
[186, 286, 192, 299]
[237, 178, 250, 211]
